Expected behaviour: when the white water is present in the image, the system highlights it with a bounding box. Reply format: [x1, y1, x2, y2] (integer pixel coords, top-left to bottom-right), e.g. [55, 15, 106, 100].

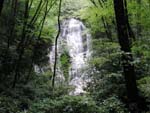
[50, 18, 91, 95]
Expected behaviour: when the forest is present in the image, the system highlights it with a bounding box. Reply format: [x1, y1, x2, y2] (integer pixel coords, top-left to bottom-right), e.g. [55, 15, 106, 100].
[0, 0, 150, 113]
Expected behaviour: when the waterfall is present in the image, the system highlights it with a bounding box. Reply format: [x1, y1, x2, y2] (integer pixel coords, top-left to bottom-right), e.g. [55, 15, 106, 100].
[50, 18, 91, 95]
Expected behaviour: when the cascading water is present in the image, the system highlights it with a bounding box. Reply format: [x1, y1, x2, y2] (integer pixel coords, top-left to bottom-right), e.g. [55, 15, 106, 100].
[50, 18, 91, 95]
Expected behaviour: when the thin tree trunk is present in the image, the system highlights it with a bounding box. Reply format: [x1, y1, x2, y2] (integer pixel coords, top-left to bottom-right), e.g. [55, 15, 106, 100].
[28, 0, 33, 11]
[8, 0, 18, 49]
[90, 0, 98, 7]
[26, 0, 48, 83]
[25, 0, 56, 84]
[2, 0, 18, 81]
[136, 0, 142, 37]
[52, 0, 62, 88]
[101, 17, 112, 41]
[0, 0, 4, 16]
[90, 0, 112, 41]
[12, 0, 29, 88]
[124, 0, 135, 41]
[29, 0, 43, 25]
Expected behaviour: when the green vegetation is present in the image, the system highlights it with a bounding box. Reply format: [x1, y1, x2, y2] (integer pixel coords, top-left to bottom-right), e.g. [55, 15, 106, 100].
[60, 51, 70, 82]
[0, 0, 150, 113]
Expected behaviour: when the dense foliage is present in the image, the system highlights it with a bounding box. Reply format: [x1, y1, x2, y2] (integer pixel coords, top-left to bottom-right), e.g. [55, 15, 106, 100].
[0, 0, 150, 113]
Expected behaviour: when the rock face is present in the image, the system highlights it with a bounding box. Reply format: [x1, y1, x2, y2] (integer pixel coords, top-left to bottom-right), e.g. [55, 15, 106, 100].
[50, 18, 91, 95]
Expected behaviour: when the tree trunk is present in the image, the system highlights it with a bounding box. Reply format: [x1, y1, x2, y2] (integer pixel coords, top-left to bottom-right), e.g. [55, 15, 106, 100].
[12, 0, 29, 88]
[114, 0, 148, 112]
[101, 17, 112, 41]
[0, 0, 4, 16]
[124, 0, 135, 41]
[113, 0, 144, 112]
[90, 0, 112, 41]
[8, 0, 18, 49]
[52, 0, 62, 88]
[136, 0, 142, 37]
